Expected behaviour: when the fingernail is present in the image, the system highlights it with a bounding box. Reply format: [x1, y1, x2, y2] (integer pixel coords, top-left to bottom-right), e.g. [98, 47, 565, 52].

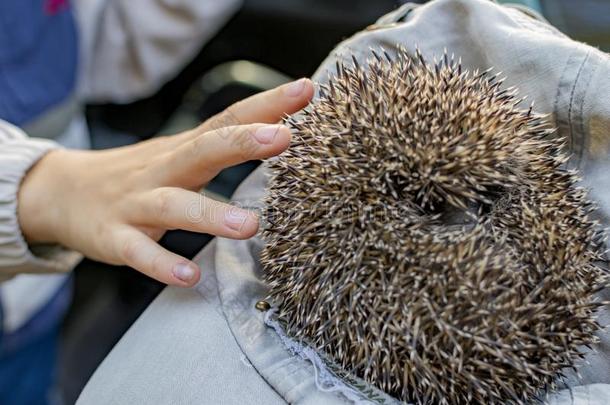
[254, 125, 281, 144]
[284, 78, 307, 97]
[225, 208, 249, 231]
[173, 263, 198, 283]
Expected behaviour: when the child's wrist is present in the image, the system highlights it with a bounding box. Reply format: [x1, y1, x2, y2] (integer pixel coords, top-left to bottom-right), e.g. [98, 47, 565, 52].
[18, 149, 68, 244]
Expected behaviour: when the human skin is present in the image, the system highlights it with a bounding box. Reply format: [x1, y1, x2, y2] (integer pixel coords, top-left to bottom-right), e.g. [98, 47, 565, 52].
[17, 79, 314, 287]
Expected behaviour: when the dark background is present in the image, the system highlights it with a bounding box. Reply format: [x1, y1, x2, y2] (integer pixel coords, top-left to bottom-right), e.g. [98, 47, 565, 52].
[58, 0, 610, 402]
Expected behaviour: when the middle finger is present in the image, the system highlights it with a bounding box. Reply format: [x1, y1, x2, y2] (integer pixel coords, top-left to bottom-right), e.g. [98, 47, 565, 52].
[159, 123, 291, 187]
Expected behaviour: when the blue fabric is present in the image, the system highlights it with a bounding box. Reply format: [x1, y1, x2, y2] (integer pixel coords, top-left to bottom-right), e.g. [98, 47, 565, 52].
[0, 277, 73, 355]
[0, 328, 59, 405]
[0, 2, 78, 402]
[0, 278, 72, 405]
[0, 0, 78, 126]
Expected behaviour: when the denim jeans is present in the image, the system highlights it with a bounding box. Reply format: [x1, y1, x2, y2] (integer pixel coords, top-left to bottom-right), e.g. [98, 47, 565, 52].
[0, 278, 71, 405]
[0, 328, 59, 405]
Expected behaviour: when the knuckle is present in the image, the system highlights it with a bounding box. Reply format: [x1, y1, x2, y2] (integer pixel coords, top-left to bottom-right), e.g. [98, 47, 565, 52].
[150, 251, 166, 277]
[222, 105, 242, 125]
[153, 188, 174, 220]
[188, 134, 220, 177]
[205, 108, 240, 133]
[231, 126, 260, 159]
[215, 123, 241, 142]
[120, 239, 140, 263]
[191, 132, 208, 156]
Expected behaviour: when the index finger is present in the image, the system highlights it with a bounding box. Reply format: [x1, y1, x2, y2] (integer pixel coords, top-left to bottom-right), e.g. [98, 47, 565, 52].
[198, 78, 314, 134]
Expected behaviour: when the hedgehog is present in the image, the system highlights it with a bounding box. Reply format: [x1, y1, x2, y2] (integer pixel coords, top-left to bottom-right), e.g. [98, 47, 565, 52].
[260, 48, 609, 405]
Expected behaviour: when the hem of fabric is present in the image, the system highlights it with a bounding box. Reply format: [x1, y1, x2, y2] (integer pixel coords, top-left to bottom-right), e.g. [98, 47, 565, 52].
[264, 309, 403, 405]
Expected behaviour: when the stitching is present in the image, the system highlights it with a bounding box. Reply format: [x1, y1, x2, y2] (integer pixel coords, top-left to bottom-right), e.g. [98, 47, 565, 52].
[264, 309, 382, 404]
[213, 274, 286, 403]
[567, 51, 590, 164]
[554, 53, 575, 153]
[577, 55, 598, 166]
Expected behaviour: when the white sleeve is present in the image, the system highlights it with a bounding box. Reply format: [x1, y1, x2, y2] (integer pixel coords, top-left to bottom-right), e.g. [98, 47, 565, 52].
[0, 120, 81, 281]
[73, 0, 242, 103]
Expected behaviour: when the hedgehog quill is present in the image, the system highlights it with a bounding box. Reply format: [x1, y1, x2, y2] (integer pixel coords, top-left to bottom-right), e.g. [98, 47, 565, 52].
[260, 48, 609, 405]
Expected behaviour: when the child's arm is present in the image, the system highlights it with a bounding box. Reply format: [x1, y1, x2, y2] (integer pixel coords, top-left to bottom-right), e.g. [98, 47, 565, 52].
[7, 79, 313, 286]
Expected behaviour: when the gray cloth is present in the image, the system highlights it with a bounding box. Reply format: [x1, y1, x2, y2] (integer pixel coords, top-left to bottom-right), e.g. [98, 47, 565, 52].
[74, 0, 243, 103]
[78, 0, 610, 403]
[77, 240, 285, 405]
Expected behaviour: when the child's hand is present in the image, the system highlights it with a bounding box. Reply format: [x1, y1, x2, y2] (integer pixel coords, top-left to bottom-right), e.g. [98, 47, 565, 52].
[18, 79, 314, 287]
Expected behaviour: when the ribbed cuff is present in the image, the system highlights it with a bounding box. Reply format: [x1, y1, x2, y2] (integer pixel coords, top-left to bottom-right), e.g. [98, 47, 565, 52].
[0, 126, 81, 281]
